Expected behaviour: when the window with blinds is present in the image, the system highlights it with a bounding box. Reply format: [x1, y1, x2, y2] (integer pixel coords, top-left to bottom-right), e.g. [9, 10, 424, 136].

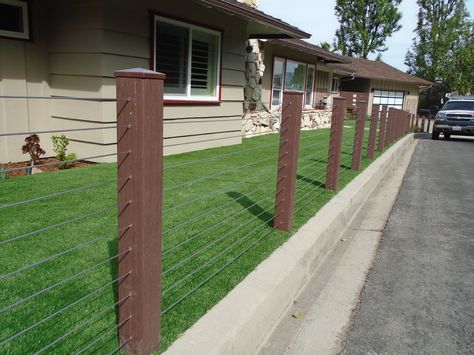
[154, 16, 220, 101]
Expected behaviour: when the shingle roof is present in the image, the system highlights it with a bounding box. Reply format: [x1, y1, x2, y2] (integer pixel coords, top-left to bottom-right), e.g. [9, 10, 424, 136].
[270, 39, 351, 64]
[198, 0, 310, 39]
[330, 57, 434, 86]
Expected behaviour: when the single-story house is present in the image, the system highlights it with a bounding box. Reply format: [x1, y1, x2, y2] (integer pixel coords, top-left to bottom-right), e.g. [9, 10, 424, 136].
[242, 38, 353, 135]
[0, 0, 309, 163]
[329, 57, 433, 116]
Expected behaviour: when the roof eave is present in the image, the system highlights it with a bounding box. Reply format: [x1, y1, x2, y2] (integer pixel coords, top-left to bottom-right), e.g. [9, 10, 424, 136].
[198, 0, 310, 39]
[270, 39, 351, 64]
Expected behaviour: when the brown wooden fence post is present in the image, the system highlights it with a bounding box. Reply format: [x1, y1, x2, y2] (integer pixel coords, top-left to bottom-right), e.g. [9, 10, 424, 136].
[388, 107, 396, 145]
[398, 110, 402, 138]
[326, 96, 346, 191]
[377, 105, 388, 151]
[351, 100, 367, 171]
[408, 113, 412, 132]
[367, 104, 379, 159]
[392, 109, 402, 142]
[115, 68, 165, 354]
[274, 90, 303, 232]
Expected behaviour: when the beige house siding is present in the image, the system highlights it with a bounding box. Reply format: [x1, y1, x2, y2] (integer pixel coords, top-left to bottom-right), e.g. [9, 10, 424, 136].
[0, 0, 247, 162]
[368, 79, 420, 116]
[0, 2, 51, 163]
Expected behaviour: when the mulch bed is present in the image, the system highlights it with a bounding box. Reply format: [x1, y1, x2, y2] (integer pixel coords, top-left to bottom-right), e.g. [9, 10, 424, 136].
[0, 158, 94, 178]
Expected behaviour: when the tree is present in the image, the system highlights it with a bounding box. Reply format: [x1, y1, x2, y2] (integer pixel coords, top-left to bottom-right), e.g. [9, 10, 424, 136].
[333, 0, 402, 58]
[320, 41, 331, 51]
[406, 0, 473, 107]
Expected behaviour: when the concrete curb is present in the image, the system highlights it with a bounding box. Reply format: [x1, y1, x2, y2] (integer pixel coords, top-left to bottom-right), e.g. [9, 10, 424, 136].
[164, 134, 415, 355]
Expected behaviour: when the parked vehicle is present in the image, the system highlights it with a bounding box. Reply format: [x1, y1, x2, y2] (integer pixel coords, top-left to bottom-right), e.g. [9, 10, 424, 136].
[432, 96, 474, 140]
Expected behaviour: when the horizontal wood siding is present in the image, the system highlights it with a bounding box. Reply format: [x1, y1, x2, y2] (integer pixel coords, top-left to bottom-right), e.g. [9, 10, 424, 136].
[45, 0, 247, 158]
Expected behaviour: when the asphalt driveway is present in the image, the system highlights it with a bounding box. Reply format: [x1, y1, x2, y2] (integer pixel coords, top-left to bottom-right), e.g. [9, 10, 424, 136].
[340, 135, 474, 355]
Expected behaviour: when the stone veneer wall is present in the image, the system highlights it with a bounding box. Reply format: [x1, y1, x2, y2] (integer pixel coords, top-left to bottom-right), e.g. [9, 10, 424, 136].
[242, 108, 332, 136]
[242, 39, 332, 137]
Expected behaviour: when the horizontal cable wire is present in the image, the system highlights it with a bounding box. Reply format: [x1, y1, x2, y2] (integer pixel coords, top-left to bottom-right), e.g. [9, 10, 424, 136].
[163, 128, 346, 214]
[162, 189, 269, 256]
[164, 140, 281, 171]
[163, 127, 330, 150]
[2, 152, 121, 174]
[0, 228, 125, 282]
[163, 195, 274, 272]
[163, 144, 324, 215]
[0, 206, 117, 246]
[0, 126, 120, 138]
[163, 207, 278, 295]
[163, 130, 279, 148]
[34, 296, 131, 354]
[73, 321, 131, 355]
[163, 184, 269, 236]
[0, 250, 129, 315]
[164, 192, 273, 255]
[0, 274, 129, 347]
[164, 141, 278, 171]
[164, 154, 278, 193]
[164, 118, 242, 124]
[0, 177, 127, 210]
[105, 337, 132, 355]
[164, 167, 275, 214]
[162, 214, 280, 315]
[0, 95, 121, 102]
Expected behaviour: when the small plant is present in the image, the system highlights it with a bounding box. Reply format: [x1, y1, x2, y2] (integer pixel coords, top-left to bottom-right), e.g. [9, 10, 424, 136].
[22, 134, 45, 174]
[51, 134, 77, 169]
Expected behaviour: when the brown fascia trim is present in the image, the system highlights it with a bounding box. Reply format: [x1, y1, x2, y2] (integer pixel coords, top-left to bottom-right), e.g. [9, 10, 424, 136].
[271, 39, 351, 64]
[198, 0, 310, 39]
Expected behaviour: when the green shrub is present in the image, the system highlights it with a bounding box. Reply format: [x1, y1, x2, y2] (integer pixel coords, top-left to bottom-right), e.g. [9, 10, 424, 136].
[51, 134, 77, 169]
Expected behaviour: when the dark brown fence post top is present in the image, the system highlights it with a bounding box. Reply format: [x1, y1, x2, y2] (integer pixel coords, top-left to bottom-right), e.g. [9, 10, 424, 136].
[114, 68, 166, 80]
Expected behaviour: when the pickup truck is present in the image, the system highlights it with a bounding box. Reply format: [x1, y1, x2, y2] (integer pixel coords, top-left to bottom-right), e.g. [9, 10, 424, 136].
[432, 97, 474, 140]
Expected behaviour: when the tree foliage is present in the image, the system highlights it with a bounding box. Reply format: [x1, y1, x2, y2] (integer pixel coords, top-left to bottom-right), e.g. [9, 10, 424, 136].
[333, 0, 402, 58]
[406, 0, 473, 106]
[320, 41, 332, 51]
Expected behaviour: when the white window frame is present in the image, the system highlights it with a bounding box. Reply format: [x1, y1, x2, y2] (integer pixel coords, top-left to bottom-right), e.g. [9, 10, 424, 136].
[271, 57, 286, 108]
[272, 57, 314, 109]
[305, 64, 316, 109]
[284, 59, 307, 92]
[153, 15, 221, 102]
[331, 77, 340, 93]
[0, 0, 29, 40]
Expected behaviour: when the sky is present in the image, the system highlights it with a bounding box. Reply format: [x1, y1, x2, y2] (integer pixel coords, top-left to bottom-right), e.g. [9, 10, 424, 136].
[259, 0, 474, 72]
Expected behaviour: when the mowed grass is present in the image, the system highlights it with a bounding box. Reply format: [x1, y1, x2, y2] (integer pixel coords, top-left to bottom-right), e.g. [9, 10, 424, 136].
[0, 120, 385, 354]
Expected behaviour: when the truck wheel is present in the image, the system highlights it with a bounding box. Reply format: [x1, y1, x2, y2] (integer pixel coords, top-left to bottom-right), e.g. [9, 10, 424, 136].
[432, 131, 440, 140]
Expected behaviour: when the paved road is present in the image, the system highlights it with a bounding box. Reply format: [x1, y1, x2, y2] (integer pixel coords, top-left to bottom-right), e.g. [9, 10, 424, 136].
[340, 135, 474, 355]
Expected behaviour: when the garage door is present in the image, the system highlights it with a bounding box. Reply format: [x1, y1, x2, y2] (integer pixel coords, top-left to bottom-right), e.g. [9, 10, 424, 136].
[373, 90, 404, 109]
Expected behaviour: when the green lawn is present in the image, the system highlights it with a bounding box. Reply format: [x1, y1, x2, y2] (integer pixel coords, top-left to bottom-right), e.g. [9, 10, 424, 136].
[0, 121, 384, 354]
